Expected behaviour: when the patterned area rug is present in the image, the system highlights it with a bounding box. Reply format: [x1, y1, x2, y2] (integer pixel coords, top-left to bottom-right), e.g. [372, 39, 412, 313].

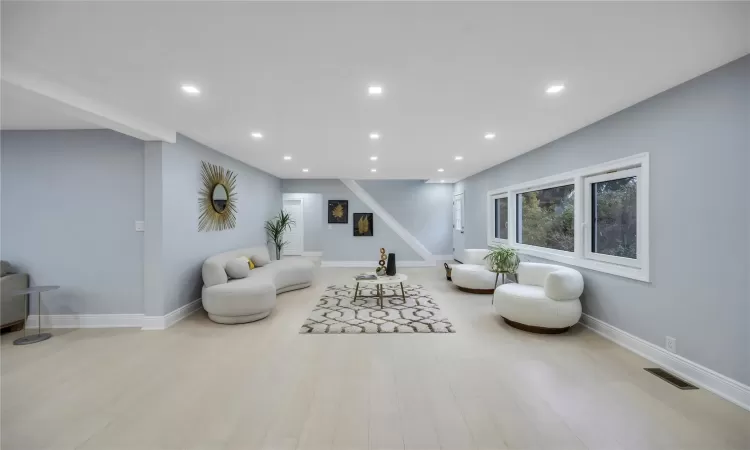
[300, 284, 455, 334]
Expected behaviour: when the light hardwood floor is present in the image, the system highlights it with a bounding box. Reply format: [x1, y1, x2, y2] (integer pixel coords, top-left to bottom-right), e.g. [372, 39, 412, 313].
[2, 266, 748, 450]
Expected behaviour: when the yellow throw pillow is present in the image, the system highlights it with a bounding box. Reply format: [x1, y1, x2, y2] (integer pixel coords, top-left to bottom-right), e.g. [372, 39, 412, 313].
[242, 256, 255, 270]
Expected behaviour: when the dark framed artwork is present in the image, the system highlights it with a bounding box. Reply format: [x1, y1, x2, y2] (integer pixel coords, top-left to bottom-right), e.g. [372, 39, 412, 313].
[328, 200, 348, 224]
[353, 213, 374, 236]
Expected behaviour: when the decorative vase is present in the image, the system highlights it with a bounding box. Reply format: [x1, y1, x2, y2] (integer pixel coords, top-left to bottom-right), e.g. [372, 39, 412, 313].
[386, 253, 396, 276]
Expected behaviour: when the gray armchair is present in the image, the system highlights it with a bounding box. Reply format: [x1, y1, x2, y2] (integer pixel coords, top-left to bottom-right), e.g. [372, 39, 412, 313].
[1, 261, 28, 331]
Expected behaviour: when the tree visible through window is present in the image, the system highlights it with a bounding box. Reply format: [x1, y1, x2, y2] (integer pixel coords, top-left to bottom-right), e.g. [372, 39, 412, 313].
[592, 176, 637, 259]
[494, 197, 508, 239]
[517, 185, 574, 251]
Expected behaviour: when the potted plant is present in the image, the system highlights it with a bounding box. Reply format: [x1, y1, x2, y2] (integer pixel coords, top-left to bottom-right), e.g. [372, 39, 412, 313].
[483, 245, 520, 301]
[264, 210, 295, 260]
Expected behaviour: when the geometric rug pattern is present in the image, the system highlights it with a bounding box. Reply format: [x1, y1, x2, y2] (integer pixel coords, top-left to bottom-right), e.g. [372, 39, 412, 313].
[300, 284, 455, 334]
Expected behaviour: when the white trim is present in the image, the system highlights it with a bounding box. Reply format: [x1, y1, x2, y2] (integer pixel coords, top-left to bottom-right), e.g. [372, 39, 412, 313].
[24, 299, 203, 330]
[486, 153, 650, 282]
[340, 179, 434, 263]
[1, 59, 176, 143]
[513, 246, 651, 282]
[320, 260, 436, 268]
[487, 194, 509, 243]
[301, 251, 323, 257]
[580, 314, 750, 412]
[143, 299, 203, 331]
[584, 167, 643, 268]
[25, 314, 144, 329]
[453, 192, 465, 232]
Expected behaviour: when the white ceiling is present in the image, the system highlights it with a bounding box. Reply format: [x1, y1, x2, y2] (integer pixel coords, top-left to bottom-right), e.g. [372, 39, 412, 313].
[2, 2, 748, 181]
[1, 82, 101, 130]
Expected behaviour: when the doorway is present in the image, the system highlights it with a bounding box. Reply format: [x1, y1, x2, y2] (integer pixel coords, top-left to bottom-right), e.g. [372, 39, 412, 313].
[282, 198, 304, 256]
[452, 192, 465, 262]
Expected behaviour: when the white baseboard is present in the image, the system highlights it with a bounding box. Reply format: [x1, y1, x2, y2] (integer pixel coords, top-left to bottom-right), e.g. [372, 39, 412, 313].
[320, 260, 437, 268]
[24, 299, 203, 331]
[301, 251, 323, 257]
[25, 313, 144, 329]
[142, 299, 202, 330]
[580, 314, 750, 412]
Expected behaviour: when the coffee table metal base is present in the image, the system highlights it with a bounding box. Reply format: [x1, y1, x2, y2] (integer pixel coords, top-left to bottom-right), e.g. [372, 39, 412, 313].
[14, 333, 52, 346]
[353, 282, 406, 308]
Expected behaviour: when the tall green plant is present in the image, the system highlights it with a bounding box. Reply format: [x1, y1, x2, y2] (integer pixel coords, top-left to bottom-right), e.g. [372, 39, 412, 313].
[483, 245, 520, 274]
[264, 210, 295, 260]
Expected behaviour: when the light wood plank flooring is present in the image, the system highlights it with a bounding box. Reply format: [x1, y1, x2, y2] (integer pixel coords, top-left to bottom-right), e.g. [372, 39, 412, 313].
[2, 266, 748, 450]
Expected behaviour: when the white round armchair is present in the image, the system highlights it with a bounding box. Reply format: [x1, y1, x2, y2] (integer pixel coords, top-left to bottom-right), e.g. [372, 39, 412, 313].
[451, 249, 497, 294]
[494, 262, 583, 333]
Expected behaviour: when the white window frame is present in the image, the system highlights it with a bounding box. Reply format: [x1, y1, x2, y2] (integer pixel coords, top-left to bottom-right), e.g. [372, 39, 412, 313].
[584, 167, 642, 268]
[514, 179, 576, 257]
[489, 193, 510, 243]
[486, 153, 650, 282]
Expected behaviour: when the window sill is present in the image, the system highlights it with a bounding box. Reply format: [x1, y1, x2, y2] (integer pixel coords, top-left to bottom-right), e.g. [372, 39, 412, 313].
[514, 246, 650, 283]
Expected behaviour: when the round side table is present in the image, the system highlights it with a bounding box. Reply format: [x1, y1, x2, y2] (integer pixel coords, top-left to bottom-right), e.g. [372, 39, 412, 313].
[12, 285, 59, 345]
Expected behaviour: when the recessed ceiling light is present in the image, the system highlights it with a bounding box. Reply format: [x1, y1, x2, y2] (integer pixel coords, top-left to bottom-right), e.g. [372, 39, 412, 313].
[437, 168, 444, 172]
[546, 84, 565, 94]
[484, 133, 496, 140]
[181, 84, 200, 95]
[370, 168, 377, 173]
[250, 132, 263, 139]
[369, 132, 380, 140]
[370, 156, 378, 161]
[440, 180, 445, 183]
[283, 156, 292, 160]
[368, 85, 383, 96]
[455, 156, 463, 161]
[302, 168, 309, 173]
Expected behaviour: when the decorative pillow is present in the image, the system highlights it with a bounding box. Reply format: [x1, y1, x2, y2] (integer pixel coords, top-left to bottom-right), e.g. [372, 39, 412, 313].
[239, 256, 255, 270]
[225, 257, 250, 279]
[251, 253, 271, 267]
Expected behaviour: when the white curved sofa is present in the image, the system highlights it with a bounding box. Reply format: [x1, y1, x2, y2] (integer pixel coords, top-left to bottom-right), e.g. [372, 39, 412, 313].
[201, 247, 314, 324]
[494, 262, 583, 333]
[451, 249, 497, 293]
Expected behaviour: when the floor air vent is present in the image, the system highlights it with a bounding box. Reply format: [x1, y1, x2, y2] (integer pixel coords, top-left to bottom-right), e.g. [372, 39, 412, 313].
[644, 368, 698, 390]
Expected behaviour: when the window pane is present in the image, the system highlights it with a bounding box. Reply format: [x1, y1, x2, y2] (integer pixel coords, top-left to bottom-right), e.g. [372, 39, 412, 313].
[494, 197, 508, 239]
[516, 184, 574, 251]
[592, 176, 637, 259]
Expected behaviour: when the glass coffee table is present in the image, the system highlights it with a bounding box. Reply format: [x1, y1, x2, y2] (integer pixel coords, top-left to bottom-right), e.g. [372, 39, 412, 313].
[12, 285, 59, 345]
[352, 274, 408, 308]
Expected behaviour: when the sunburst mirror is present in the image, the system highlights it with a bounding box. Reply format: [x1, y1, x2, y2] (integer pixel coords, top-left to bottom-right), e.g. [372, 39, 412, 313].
[198, 161, 237, 231]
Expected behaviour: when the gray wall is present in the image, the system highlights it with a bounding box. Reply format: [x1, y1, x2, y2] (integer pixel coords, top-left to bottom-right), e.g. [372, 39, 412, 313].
[357, 180, 453, 256]
[456, 55, 750, 384]
[1, 129, 145, 314]
[281, 179, 423, 262]
[157, 134, 282, 315]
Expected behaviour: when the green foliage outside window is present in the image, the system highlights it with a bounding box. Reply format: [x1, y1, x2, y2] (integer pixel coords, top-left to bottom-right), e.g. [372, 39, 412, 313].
[593, 177, 637, 259]
[514, 178, 637, 259]
[518, 186, 574, 252]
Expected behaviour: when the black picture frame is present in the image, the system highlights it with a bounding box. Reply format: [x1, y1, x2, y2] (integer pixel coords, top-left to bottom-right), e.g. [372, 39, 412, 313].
[328, 200, 348, 224]
[353, 213, 374, 236]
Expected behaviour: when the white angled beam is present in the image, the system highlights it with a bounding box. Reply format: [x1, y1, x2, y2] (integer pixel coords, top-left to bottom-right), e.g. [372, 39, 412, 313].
[341, 179, 435, 264]
[1, 61, 176, 143]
